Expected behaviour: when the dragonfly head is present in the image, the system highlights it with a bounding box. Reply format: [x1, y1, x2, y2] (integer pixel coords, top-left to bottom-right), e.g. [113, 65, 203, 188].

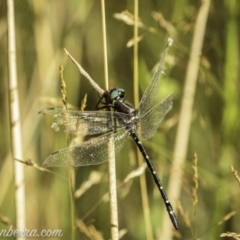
[109, 88, 125, 104]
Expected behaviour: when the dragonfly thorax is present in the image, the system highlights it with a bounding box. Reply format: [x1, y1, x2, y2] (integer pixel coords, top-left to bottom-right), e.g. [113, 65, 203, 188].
[109, 88, 137, 117]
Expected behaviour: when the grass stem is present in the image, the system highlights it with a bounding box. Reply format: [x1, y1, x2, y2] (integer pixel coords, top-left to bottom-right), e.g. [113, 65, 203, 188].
[160, 0, 211, 238]
[7, 0, 26, 239]
[100, 0, 119, 239]
[133, 1, 153, 240]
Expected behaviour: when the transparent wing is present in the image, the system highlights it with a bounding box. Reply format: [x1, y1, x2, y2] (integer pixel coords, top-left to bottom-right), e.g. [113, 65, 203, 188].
[39, 108, 130, 135]
[138, 40, 172, 115]
[43, 128, 129, 167]
[137, 93, 173, 140]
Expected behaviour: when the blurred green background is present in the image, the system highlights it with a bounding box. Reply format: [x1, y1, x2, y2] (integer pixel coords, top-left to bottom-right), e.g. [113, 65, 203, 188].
[0, 0, 240, 239]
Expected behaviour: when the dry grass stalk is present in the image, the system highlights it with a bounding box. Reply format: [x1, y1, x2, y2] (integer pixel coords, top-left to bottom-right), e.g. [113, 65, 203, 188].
[81, 193, 109, 221]
[218, 211, 236, 225]
[122, 163, 147, 184]
[192, 153, 199, 206]
[151, 11, 177, 37]
[59, 65, 67, 107]
[132, 1, 153, 239]
[59, 65, 69, 137]
[219, 213, 239, 240]
[114, 10, 177, 47]
[80, 94, 87, 111]
[119, 229, 128, 239]
[100, 1, 119, 239]
[161, 0, 211, 238]
[113, 10, 161, 36]
[58, 65, 76, 240]
[77, 220, 127, 240]
[191, 153, 199, 239]
[0, 214, 14, 228]
[79, 164, 147, 222]
[126, 35, 144, 48]
[118, 164, 147, 198]
[230, 165, 240, 186]
[113, 11, 144, 27]
[76, 219, 104, 240]
[7, 0, 26, 238]
[75, 171, 103, 198]
[220, 232, 240, 239]
[15, 158, 68, 180]
[100, 0, 109, 90]
[64, 48, 104, 96]
[177, 201, 191, 228]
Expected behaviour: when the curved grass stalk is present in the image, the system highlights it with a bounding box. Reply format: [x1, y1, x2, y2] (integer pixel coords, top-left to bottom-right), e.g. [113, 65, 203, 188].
[160, 0, 211, 239]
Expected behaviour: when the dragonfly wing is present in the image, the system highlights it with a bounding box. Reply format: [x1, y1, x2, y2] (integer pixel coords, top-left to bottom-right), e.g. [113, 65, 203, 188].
[39, 108, 128, 135]
[43, 128, 129, 167]
[138, 93, 173, 140]
[138, 40, 172, 115]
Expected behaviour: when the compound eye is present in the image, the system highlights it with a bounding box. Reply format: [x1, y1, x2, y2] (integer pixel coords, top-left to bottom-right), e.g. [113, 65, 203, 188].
[109, 89, 119, 103]
[109, 88, 125, 103]
[118, 88, 125, 98]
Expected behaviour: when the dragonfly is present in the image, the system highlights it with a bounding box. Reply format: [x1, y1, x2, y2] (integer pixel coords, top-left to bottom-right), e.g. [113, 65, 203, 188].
[39, 38, 179, 230]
